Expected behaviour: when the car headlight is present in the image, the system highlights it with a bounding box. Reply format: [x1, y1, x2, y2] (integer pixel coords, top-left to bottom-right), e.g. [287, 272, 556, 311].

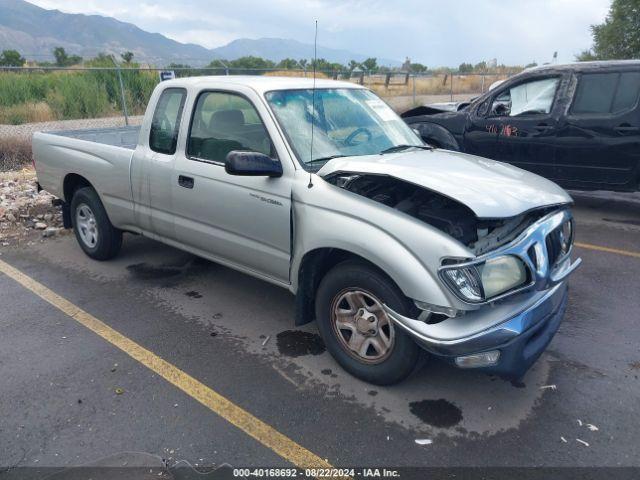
[480, 256, 527, 298]
[441, 255, 528, 303]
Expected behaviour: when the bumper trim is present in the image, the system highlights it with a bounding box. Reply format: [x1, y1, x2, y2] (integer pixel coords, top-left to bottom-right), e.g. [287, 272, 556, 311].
[384, 281, 567, 360]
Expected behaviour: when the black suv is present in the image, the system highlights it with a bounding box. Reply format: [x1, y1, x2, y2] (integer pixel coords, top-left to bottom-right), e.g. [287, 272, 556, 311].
[402, 61, 640, 192]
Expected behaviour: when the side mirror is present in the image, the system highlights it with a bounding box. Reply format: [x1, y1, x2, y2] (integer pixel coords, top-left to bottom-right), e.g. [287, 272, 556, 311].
[492, 102, 510, 117]
[225, 151, 283, 178]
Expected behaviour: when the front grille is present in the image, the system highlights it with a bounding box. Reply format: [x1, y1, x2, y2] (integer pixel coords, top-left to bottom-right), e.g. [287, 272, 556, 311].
[546, 220, 572, 267]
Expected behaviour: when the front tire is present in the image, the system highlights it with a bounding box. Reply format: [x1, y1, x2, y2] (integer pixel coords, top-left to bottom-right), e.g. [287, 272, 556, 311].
[70, 187, 122, 260]
[315, 261, 421, 385]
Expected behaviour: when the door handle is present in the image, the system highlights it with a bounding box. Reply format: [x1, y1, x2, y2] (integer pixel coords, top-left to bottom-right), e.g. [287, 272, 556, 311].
[178, 175, 194, 189]
[534, 123, 554, 132]
[614, 124, 639, 135]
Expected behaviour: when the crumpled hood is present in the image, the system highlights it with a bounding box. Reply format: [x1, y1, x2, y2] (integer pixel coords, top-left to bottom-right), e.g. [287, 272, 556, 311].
[317, 149, 572, 218]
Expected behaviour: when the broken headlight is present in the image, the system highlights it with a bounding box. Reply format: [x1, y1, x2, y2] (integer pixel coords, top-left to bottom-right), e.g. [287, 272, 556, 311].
[441, 255, 528, 303]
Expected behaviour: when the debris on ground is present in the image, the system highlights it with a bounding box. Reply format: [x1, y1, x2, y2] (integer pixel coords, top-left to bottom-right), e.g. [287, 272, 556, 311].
[540, 384, 557, 391]
[414, 439, 433, 445]
[587, 424, 599, 431]
[561, 436, 567, 443]
[0, 168, 66, 247]
[114, 387, 125, 395]
[577, 419, 583, 426]
[576, 438, 590, 447]
[261, 335, 271, 346]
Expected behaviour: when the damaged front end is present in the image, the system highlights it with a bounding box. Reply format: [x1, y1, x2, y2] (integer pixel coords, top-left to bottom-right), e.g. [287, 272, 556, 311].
[324, 172, 561, 256]
[323, 171, 582, 378]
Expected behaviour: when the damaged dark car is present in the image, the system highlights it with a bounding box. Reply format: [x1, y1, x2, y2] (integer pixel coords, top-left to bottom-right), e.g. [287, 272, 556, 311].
[402, 61, 640, 192]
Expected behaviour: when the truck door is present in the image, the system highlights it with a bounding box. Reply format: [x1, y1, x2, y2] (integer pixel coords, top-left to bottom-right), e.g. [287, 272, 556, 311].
[171, 89, 292, 283]
[486, 75, 564, 179]
[131, 87, 187, 238]
[555, 70, 640, 190]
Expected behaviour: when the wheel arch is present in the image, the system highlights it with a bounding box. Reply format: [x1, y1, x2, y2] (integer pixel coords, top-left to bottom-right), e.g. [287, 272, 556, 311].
[293, 248, 407, 326]
[63, 173, 94, 203]
[60, 174, 96, 228]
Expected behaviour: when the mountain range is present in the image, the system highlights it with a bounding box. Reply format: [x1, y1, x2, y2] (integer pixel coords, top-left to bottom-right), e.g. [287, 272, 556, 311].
[0, 0, 400, 66]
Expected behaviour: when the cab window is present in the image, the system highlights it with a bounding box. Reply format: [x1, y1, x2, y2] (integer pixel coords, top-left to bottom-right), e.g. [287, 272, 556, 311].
[149, 88, 186, 155]
[571, 71, 640, 115]
[187, 91, 274, 164]
[490, 77, 560, 117]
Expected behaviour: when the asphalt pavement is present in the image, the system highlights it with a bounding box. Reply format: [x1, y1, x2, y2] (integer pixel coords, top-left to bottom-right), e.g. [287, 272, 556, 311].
[0, 190, 639, 478]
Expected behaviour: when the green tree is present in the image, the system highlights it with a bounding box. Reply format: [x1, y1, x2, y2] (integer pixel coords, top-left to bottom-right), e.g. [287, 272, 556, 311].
[53, 47, 82, 66]
[524, 61, 538, 68]
[276, 58, 299, 69]
[348, 60, 360, 72]
[409, 62, 427, 73]
[361, 57, 378, 73]
[575, 49, 599, 61]
[473, 61, 487, 72]
[207, 59, 229, 70]
[229, 56, 275, 69]
[298, 58, 308, 69]
[0, 49, 25, 66]
[310, 58, 344, 72]
[458, 62, 473, 73]
[587, 0, 640, 59]
[53, 47, 68, 66]
[120, 51, 134, 63]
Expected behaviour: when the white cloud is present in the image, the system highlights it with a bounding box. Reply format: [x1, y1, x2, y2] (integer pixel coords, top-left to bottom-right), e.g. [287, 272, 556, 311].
[25, 0, 610, 65]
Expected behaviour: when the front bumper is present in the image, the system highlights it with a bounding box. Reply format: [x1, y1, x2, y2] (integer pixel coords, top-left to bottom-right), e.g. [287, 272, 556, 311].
[384, 208, 581, 379]
[385, 278, 570, 379]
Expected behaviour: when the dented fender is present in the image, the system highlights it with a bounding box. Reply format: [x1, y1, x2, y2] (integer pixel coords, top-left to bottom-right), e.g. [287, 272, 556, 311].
[289, 172, 475, 310]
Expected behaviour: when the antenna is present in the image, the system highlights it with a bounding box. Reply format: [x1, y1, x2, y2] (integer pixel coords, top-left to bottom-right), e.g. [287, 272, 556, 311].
[308, 20, 318, 189]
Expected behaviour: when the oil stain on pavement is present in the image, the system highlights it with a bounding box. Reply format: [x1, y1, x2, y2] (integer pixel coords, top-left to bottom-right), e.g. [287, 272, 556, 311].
[409, 399, 463, 428]
[276, 330, 326, 357]
[126, 262, 182, 280]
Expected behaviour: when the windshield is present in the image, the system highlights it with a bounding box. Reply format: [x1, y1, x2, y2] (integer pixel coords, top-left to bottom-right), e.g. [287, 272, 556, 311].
[265, 88, 423, 170]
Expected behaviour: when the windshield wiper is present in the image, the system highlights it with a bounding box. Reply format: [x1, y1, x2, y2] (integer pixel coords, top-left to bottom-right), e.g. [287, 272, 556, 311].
[379, 144, 433, 154]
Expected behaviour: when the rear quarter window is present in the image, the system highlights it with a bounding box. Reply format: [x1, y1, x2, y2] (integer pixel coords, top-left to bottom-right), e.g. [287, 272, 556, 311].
[571, 71, 640, 115]
[149, 88, 187, 154]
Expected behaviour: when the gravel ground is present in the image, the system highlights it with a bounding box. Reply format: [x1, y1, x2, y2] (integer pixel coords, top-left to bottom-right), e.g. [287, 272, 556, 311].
[0, 168, 69, 247]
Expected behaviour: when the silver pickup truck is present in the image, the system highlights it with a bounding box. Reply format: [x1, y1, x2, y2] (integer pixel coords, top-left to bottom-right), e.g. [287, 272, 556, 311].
[33, 76, 581, 385]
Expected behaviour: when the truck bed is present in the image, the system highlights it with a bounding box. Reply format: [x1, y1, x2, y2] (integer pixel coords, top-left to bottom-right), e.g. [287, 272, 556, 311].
[48, 126, 141, 150]
[32, 125, 141, 230]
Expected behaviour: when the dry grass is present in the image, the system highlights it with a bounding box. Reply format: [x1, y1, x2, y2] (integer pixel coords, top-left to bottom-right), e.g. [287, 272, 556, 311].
[369, 74, 511, 98]
[0, 136, 33, 171]
[0, 102, 56, 125]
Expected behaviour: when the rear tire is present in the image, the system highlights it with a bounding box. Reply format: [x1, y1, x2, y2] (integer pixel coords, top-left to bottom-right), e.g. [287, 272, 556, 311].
[315, 261, 421, 385]
[70, 187, 122, 260]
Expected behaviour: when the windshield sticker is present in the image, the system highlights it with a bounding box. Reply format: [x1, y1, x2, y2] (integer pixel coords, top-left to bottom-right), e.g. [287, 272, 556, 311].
[365, 99, 397, 121]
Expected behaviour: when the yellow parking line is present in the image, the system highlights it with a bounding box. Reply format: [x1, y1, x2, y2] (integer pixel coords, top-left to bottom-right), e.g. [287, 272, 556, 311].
[0, 258, 332, 471]
[575, 242, 640, 259]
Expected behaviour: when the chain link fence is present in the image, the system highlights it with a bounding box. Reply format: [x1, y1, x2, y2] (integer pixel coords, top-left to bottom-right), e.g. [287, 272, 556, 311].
[0, 65, 516, 170]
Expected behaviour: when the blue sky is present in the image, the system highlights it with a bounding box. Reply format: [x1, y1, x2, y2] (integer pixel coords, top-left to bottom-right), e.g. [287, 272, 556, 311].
[27, 0, 611, 66]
